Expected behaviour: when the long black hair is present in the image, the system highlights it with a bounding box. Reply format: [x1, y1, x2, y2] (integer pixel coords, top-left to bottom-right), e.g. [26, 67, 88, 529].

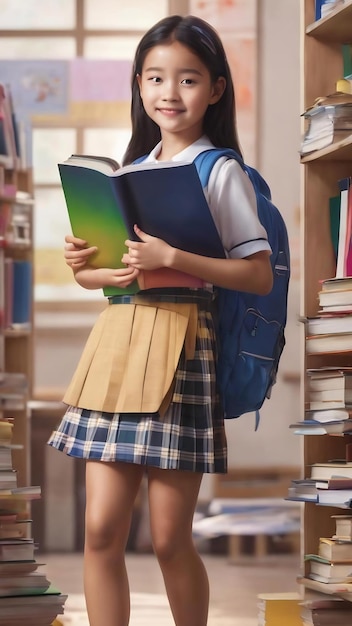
[123, 15, 242, 165]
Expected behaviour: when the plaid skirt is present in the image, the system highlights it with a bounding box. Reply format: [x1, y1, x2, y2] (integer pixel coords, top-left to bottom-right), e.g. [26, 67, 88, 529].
[48, 292, 227, 474]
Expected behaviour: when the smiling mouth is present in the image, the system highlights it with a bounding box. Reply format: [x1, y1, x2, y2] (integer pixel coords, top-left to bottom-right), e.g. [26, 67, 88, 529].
[157, 108, 185, 114]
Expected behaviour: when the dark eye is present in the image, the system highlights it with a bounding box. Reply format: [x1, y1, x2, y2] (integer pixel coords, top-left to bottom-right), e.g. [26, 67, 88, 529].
[148, 76, 162, 83]
[181, 78, 194, 85]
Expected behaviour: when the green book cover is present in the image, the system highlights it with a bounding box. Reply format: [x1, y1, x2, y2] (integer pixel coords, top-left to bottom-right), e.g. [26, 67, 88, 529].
[342, 44, 352, 79]
[59, 162, 138, 297]
[329, 194, 340, 261]
[0, 583, 63, 599]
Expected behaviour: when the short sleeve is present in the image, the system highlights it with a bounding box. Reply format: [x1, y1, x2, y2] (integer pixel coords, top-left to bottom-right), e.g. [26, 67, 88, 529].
[206, 157, 272, 259]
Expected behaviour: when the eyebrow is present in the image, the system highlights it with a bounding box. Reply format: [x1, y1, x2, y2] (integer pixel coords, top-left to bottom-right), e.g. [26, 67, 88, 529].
[143, 67, 203, 76]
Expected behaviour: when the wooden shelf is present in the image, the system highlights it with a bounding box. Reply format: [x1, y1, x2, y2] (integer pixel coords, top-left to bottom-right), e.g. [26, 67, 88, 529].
[300, 0, 352, 605]
[0, 166, 33, 487]
[1, 243, 32, 253]
[0, 194, 17, 203]
[4, 327, 31, 338]
[306, 0, 352, 41]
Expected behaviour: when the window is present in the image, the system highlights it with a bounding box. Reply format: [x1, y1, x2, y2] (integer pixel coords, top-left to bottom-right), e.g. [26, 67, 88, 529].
[0, 0, 174, 301]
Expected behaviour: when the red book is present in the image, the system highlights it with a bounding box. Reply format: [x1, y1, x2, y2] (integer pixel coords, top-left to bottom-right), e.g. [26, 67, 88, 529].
[138, 268, 204, 291]
[345, 179, 352, 276]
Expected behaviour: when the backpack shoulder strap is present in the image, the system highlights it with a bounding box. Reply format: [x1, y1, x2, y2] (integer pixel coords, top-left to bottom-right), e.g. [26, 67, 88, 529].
[194, 148, 272, 201]
[133, 155, 148, 164]
[194, 148, 242, 188]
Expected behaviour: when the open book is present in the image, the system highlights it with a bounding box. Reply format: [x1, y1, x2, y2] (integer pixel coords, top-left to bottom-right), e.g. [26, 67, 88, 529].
[58, 154, 225, 296]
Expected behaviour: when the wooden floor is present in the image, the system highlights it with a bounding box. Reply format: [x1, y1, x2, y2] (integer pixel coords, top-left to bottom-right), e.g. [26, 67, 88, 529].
[43, 551, 301, 625]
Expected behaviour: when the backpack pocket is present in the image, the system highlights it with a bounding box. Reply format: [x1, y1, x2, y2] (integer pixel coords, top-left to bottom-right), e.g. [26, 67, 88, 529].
[220, 308, 285, 418]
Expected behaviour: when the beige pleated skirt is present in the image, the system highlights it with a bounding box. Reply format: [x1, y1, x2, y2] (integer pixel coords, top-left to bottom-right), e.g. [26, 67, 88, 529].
[63, 299, 200, 415]
[49, 291, 227, 473]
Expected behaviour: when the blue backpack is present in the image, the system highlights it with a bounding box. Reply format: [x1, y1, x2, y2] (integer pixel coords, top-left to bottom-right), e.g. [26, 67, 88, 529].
[193, 149, 290, 429]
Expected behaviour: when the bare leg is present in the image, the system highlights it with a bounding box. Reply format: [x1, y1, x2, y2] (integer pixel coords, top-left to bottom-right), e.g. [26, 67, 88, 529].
[148, 468, 209, 626]
[84, 460, 144, 626]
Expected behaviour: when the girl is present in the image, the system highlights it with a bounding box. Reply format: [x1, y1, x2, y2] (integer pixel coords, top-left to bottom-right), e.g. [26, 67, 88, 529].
[48, 14, 273, 626]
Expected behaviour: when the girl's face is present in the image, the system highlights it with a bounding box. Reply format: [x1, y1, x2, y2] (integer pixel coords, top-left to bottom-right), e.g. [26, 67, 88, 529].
[137, 40, 225, 148]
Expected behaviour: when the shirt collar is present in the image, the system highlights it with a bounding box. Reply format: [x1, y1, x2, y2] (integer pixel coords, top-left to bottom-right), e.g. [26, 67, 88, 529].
[145, 135, 215, 163]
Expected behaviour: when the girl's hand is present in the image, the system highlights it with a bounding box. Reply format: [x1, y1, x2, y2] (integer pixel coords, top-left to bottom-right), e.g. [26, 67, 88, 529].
[64, 234, 98, 270]
[65, 234, 140, 290]
[74, 265, 140, 290]
[123, 225, 174, 270]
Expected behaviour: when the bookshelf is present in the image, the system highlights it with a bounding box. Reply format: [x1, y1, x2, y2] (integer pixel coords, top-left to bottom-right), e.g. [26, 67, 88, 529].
[0, 169, 66, 626]
[0, 167, 34, 488]
[300, 0, 352, 599]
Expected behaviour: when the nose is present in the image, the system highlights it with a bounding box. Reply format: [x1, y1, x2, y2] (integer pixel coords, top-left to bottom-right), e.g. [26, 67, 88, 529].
[161, 80, 179, 101]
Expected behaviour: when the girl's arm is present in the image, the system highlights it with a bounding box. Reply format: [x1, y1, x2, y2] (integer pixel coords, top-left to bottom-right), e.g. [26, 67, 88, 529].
[64, 234, 140, 290]
[124, 226, 273, 295]
[167, 248, 273, 295]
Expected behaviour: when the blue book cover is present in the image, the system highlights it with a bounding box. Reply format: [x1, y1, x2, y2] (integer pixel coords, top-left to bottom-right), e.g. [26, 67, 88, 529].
[329, 194, 340, 260]
[315, 0, 335, 21]
[12, 260, 31, 326]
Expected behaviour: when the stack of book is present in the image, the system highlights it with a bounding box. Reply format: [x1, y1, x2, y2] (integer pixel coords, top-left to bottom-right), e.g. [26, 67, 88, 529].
[301, 464, 352, 506]
[298, 515, 352, 611]
[0, 416, 67, 625]
[300, 92, 352, 155]
[288, 472, 352, 505]
[305, 548, 352, 585]
[302, 176, 352, 355]
[310, 462, 352, 508]
[305, 277, 352, 355]
[307, 368, 352, 409]
[289, 367, 352, 436]
[300, 594, 352, 625]
[287, 443, 352, 507]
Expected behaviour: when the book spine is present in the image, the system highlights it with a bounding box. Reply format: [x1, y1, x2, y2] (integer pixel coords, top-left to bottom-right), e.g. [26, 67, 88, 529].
[12, 260, 31, 326]
[138, 268, 204, 291]
[336, 177, 350, 279]
[342, 44, 352, 79]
